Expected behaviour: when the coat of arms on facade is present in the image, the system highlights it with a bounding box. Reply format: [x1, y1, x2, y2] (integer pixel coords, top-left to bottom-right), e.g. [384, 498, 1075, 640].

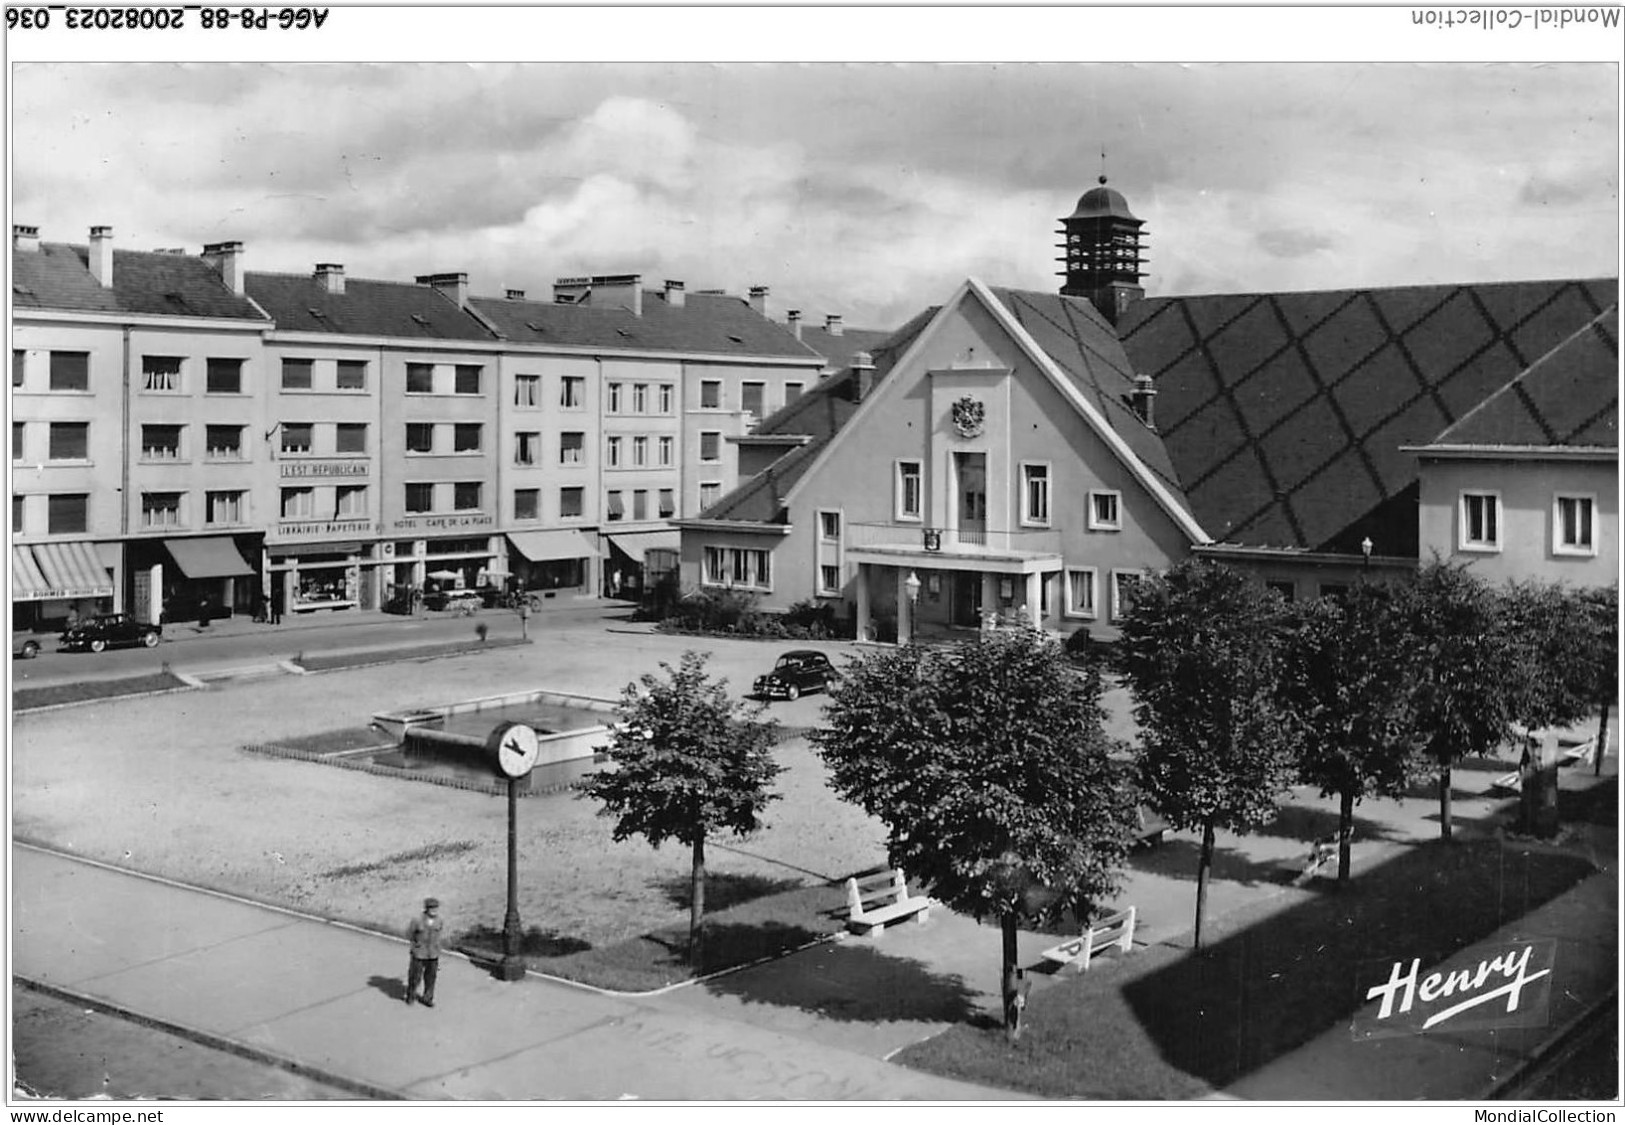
[951, 395, 985, 438]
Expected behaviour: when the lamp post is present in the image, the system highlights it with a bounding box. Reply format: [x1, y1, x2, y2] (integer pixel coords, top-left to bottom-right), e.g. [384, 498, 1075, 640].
[904, 570, 922, 644]
[1360, 536, 1373, 581]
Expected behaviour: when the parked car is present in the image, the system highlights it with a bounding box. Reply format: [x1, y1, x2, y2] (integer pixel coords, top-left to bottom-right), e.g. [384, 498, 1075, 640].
[13, 634, 42, 660]
[60, 613, 162, 653]
[753, 650, 838, 701]
[425, 589, 483, 614]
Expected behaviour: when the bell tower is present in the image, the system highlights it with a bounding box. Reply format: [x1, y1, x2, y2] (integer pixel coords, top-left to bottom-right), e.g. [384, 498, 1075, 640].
[1057, 175, 1147, 325]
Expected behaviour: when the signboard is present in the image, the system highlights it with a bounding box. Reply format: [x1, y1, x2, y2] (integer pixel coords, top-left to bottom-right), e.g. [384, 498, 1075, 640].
[280, 460, 370, 478]
[392, 515, 495, 531]
[277, 520, 374, 538]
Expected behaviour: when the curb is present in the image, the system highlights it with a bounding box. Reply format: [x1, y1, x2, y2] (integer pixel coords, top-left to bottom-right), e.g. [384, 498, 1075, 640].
[14, 975, 406, 1101]
[1480, 986, 1619, 1100]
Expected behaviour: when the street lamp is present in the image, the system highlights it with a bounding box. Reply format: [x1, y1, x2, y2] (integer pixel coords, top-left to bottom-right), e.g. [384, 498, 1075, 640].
[1360, 536, 1373, 581]
[904, 571, 922, 643]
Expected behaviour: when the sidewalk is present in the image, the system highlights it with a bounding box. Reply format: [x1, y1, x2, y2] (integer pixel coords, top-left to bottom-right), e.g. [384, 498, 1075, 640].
[11, 844, 1016, 1101]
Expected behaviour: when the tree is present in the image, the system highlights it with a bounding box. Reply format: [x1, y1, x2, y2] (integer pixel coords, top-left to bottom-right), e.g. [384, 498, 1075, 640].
[1580, 585, 1619, 778]
[813, 627, 1138, 1040]
[1114, 560, 1297, 948]
[1280, 581, 1424, 880]
[581, 651, 782, 962]
[1399, 560, 1521, 840]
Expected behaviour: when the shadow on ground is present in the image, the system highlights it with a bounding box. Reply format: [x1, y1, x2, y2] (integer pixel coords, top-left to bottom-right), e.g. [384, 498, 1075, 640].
[366, 974, 408, 1002]
[655, 872, 806, 913]
[896, 836, 1596, 1099]
[456, 923, 592, 962]
[701, 939, 988, 1025]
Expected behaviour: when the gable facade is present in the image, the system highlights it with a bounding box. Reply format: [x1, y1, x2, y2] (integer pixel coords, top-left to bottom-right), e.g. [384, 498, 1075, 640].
[678, 280, 1201, 640]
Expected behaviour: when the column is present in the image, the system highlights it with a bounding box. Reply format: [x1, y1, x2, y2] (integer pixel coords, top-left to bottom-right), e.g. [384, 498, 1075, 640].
[1025, 571, 1041, 629]
[896, 567, 912, 646]
[855, 563, 871, 641]
[980, 572, 998, 631]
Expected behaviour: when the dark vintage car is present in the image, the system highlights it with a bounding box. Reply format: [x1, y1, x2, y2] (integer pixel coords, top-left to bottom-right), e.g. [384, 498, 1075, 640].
[60, 613, 162, 653]
[753, 650, 838, 701]
[13, 633, 42, 660]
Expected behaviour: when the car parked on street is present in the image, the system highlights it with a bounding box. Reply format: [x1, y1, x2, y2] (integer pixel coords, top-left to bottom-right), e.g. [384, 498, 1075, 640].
[752, 650, 838, 701]
[59, 614, 162, 654]
[13, 633, 42, 660]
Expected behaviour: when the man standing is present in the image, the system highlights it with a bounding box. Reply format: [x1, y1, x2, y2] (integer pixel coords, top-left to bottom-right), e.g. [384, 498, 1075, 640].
[406, 897, 443, 1007]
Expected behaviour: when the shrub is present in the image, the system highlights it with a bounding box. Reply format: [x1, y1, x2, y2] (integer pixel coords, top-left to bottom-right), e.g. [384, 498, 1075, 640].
[656, 589, 842, 641]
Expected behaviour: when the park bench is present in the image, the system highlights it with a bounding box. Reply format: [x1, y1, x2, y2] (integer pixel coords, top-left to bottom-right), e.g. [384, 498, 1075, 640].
[1039, 906, 1136, 972]
[1287, 833, 1354, 884]
[844, 868, 931, 937]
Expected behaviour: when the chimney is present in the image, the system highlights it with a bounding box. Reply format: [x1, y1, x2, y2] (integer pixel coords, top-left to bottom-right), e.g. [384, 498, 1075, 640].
[416, 271, 468, 309]
[12, 224, 39, 252]
[663, 279, 686, 309]
[825, 314, 844, 338]
[505, 288, 525, 300]
[787, 309, 802, 341]
[314, 262, 345, 295]
[1131, 373, 1158, 430]
[90, 226, 116, 288]
[201, 239, 244, 295]
[852, 351, 876, 402]
[748, 285, 770, 316]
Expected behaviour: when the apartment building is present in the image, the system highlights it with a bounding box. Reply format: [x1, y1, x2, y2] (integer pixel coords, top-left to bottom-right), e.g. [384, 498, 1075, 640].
[12, 227, 272, 629]
[11, 227, 831, 627]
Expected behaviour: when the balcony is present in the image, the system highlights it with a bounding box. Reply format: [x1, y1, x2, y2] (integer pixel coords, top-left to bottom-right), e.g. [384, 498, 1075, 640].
[844, 522, 1061, 574]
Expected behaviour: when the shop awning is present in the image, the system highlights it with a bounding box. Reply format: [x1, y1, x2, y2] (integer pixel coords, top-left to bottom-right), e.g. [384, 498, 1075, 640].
[165, 536, 255, 579]
[268, 541, 362, 558]
[606, 529, 682, 564]
[506, 529, 600, 563]
[12, 542, 114, 601]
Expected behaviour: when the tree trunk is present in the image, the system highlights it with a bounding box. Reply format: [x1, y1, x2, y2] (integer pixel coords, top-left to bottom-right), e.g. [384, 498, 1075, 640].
[688, 833, 706, 965]
[1194, 819, 1216, 950]
[1595, 704, 1610, 778]
[1000, 912, 1027, 1043]
[1438, 764, 1453, 840]
[1338, 790, 1354, 883]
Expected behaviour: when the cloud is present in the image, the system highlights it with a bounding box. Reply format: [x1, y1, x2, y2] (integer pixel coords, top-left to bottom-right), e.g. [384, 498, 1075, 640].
[1256, 228, 1336, 259]
[10, 62, 1617, 329]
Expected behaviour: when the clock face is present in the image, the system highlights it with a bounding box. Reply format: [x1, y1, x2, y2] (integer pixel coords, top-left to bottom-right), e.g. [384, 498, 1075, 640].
[489, 721, 540, 778]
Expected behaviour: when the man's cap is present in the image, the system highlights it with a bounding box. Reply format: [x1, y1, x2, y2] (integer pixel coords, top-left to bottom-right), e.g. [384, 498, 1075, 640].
[424, 897, 440, 908]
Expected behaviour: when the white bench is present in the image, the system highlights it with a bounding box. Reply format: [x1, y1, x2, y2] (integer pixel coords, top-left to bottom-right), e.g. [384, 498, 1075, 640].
[1288, 833, 1354, 884]
[844, 868, 931, 937]
[1039, 906, 1136, 972]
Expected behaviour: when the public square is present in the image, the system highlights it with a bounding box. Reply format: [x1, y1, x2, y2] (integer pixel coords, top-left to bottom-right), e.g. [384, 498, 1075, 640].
[10, 602, 1619, 1100]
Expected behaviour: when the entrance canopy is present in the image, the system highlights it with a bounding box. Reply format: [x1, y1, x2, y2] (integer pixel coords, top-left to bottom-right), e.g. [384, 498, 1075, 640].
[12, 542, 114, 601]
[165, 537, 255, 579]
[606, 529, 681, 565]
[506, 529, 600, 563]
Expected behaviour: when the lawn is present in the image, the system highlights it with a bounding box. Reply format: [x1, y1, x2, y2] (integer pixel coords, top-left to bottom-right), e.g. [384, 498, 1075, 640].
[896, 837, 1598, 1099]
[294, 636, 528, 673]
[13, 671, 192, 712]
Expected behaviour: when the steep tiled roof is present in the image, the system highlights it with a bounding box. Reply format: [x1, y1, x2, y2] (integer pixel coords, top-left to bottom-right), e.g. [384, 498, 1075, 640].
[988, 287, 1188, 503]
[1118, 278, 1618, 555]
[698, 367, 866, 523]
[1426, 305, 1618, 450]
[13, 243, 269, 321]
[795, 324, 894, 371]
[247, 273, 498, 341]
[471, 292, 824, 361]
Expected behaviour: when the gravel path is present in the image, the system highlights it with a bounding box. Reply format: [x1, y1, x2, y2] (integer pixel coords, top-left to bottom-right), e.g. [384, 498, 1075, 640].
[12, 629, 891, 949]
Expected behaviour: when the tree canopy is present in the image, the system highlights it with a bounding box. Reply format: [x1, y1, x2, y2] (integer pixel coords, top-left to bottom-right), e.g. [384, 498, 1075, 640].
[581, 651, 781, 958]
[1114, 559, 1297, 944]
[815, 627, 1136, 924]
[1280, 580, 1423, 879]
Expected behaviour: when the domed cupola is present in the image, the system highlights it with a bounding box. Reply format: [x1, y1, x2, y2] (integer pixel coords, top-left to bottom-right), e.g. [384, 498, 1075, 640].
[1057, 175, 1147, 325]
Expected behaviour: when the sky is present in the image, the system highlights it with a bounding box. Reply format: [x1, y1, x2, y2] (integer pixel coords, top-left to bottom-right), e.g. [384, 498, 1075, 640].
[11, 61, 1618, 330]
